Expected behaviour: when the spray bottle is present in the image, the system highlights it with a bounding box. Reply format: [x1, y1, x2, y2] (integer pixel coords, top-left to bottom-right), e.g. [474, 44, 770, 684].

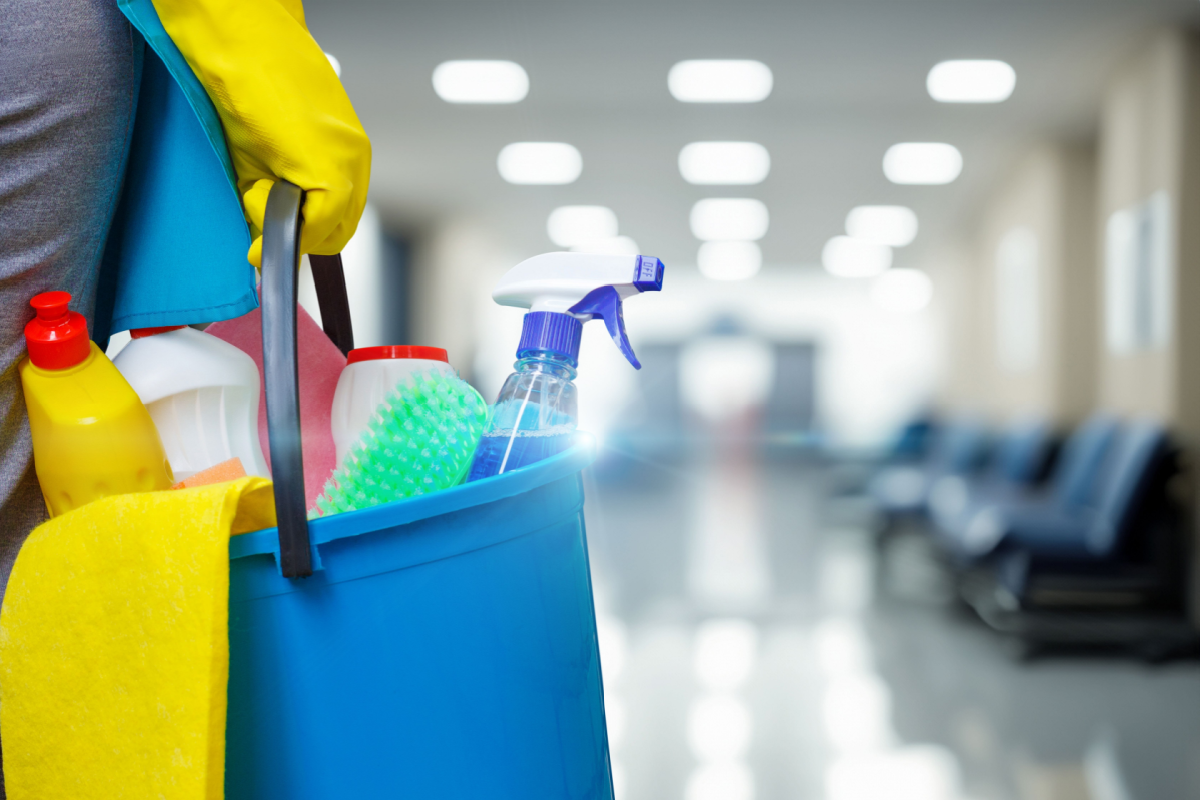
[467, 252, 664, 481]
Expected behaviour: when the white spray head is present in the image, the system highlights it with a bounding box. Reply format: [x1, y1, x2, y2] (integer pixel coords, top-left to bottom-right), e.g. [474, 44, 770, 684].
[492, 251, 665, 368]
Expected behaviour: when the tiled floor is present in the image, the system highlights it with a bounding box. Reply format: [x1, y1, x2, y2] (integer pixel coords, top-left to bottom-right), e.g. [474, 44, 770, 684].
[584, 443, 1200, 800]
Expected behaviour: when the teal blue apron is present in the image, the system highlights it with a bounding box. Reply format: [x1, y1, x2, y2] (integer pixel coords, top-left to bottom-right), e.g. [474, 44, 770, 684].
[93, 0, 257, 344]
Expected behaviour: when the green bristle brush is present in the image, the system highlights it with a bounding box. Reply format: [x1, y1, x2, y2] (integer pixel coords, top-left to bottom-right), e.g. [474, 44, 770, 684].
[312, 370, 489, 518]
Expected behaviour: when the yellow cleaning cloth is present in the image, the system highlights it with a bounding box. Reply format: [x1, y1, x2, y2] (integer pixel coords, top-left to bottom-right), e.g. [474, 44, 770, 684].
[0, 477, 276, 800]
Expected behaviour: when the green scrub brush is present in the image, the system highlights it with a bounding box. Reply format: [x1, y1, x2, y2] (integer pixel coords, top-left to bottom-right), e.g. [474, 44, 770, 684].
[312, 370, 489, 517]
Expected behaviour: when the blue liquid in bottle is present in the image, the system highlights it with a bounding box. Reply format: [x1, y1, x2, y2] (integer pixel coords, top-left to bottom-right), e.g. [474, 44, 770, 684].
[467, 352, 578, 481]
[469, 429, 577, 478]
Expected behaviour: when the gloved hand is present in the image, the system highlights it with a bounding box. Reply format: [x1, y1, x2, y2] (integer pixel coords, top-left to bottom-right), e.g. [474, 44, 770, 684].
[151, 0, 371, 266]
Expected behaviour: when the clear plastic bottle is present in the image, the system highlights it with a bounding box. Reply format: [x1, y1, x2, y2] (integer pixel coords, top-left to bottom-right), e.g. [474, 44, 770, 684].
[467, 351, 578, 480]
[465, 252, 664, 481]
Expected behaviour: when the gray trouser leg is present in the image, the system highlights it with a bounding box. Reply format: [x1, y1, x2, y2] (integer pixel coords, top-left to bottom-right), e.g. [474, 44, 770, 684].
[0, 1, 142, 589]
[0, 4, 142, 788]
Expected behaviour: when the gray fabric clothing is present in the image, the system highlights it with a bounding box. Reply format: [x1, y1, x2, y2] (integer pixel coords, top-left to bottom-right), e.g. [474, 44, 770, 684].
[0, 0, 142, 594]
[0, 3, 140, 790]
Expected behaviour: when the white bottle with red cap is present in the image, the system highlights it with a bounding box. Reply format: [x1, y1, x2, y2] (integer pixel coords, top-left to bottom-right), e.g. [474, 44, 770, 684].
[330, 345, 456, 465]
[113, 325, 270, 481]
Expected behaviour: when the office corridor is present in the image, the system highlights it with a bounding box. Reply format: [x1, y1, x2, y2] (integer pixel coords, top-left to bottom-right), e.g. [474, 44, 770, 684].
[585, 447, 1200, 800]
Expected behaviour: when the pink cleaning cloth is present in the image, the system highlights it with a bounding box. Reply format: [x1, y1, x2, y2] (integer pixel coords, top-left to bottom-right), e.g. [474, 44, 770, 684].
[207, 301, 345, 509]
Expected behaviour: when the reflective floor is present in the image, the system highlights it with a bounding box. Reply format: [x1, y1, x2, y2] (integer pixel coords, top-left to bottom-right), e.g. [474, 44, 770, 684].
[584, 441, 1200, 800]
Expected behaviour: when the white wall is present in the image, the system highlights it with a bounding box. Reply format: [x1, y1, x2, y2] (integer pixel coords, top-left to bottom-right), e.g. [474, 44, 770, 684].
[931, 144, 1097, 427]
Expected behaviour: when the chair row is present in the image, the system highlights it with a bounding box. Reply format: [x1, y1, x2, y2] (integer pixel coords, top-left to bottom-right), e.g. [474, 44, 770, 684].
[870, 413, 1185, 616]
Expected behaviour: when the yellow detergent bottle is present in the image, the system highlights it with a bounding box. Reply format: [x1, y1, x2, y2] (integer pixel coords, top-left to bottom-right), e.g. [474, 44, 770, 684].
[19, 291, 173, 516]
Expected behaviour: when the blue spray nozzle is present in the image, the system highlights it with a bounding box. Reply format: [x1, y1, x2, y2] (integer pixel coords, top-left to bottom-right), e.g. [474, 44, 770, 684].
[569, 286, 641, 369]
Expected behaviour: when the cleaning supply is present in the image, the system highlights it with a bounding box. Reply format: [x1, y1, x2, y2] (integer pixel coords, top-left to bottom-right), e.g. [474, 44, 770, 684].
[206, 299, 344, 507]
[19, 292, 173, 517]
[313, 370, 488, 517]
[223, 442, 609, 798]
[172, 457, 248, 490]
[467, 252, 664, 481]
[330, 345, 455, 464]
[114, 325, 270, 481]
[0, 475, 275, 800]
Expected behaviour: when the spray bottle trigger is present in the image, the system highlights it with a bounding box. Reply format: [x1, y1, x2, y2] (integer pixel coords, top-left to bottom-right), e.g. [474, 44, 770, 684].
[569, 286, 641, 369]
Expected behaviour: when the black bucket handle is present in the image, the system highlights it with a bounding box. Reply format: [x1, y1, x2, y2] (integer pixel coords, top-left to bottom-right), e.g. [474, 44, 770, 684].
[260, 180, 355, 578]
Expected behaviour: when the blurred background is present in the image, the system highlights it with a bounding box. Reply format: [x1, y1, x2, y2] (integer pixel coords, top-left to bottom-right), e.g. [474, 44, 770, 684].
[301, 1, 1200, 798]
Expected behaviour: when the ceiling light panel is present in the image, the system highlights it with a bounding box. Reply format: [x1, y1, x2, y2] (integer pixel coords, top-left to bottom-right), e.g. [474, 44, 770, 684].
[927, 60, 1016, 103]
[679, 142, 770, 185]
[547, 206, 618, 247]
[668, 60, 773, 103]
[690, 198, 769, 241]
[823, 236, 892, 277]
[698, 242, 762, 281]
[433, 60, 529, 104]
[883, 143, 962, 185]
[845, 206, 919, 247]
[498, 142, 582, 185]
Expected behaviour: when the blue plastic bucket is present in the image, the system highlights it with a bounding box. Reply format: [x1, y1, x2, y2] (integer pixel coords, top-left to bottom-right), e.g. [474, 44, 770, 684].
[224, 442, 612, 799]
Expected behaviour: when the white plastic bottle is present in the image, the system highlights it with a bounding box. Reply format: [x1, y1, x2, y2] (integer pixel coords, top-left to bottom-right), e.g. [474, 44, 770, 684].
[331, 345, 454, 465]
[113, 325, 270, 480]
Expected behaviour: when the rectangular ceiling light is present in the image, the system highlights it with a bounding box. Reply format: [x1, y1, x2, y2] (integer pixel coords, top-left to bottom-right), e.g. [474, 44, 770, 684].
[845, 206, 918, 247]
[690, 198, 769, 241]
[679, 142, 770, 185]
[498, 142, 582, 184]
[433, 60, 529, 103]
[822, 236, 892, 277]
[547, 206, 619, 247]
[882, 143, 962, 185]
[927, 60, 1015, 103]
[668, 60, 773, 103]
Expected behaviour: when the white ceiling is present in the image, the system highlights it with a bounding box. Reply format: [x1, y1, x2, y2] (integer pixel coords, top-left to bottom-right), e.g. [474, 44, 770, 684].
[305, 0, 1200, 273]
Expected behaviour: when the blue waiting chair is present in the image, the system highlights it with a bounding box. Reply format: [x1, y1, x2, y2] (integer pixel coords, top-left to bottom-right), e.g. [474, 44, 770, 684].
[952, 419, 1177, 589]
[928, 416, 1054, 540]
[938, 414, 1120, 560]
[885, 413, 937, 464]
[868, 416, 990, 519]
[988, 421, 1180, 608]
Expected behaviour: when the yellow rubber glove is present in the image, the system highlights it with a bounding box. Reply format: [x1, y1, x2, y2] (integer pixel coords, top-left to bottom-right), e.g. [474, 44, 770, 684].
[150, 0, 371, 266]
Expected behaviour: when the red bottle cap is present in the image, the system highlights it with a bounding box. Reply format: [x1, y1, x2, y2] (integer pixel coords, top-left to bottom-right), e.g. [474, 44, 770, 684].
[130, 325, 187, 339]
[25, 291, 92, 370]
[347, 345, 449, 365]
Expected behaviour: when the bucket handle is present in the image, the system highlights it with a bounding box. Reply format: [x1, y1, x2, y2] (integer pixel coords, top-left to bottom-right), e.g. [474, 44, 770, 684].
[260, 180, 356, 578]
[309, 253, 355, 358]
